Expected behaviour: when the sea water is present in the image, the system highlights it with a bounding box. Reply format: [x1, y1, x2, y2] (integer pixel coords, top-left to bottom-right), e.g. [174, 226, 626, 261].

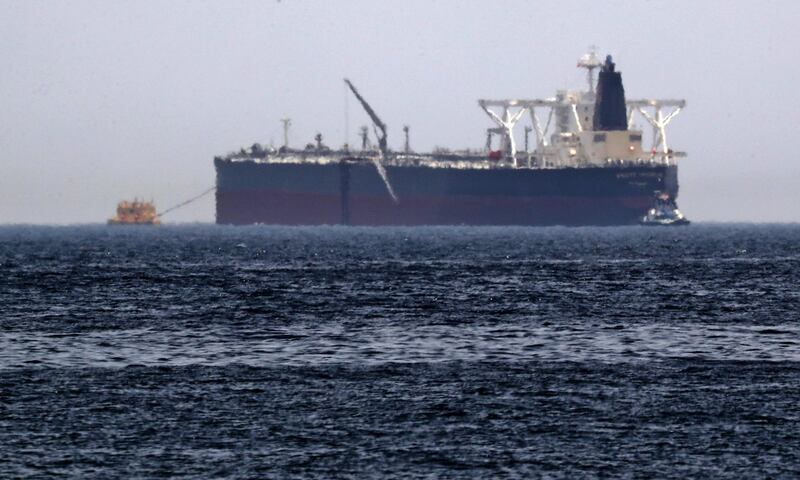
[1, 224, 798, 478]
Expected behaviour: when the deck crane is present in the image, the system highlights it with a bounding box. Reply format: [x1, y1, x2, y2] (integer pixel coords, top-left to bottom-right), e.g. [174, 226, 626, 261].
[344, 79, 398, 203]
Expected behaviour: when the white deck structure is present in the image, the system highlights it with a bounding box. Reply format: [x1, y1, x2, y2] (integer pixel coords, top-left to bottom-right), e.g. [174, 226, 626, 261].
[478, 48, 686, 168]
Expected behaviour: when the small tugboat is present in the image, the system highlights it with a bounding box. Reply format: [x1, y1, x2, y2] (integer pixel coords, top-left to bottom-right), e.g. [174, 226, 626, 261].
[108, 199, 160, 225]
[640, 192, 690, 226]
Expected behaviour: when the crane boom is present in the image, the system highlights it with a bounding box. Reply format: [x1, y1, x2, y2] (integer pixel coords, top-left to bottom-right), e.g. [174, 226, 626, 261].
[344, 79, 387, 153]
[343, 78, 397, 203]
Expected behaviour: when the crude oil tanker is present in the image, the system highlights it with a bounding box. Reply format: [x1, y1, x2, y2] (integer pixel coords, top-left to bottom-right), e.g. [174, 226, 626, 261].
[214, 51, 688, 226]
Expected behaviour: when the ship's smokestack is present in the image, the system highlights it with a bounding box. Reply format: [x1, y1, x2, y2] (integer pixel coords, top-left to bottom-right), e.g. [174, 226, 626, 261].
[593, 55, 627, 131]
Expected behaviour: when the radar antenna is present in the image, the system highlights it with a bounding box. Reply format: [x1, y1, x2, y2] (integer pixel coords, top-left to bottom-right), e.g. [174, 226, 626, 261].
[577, 46, 603, 93]
[344, 79, 398, 203]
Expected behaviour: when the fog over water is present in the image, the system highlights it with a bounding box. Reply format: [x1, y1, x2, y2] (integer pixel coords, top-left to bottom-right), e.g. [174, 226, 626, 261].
[1, 0, 798, 224]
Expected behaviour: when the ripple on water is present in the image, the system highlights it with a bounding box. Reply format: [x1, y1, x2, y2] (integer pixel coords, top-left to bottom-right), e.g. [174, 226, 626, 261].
[1, 224, 800, 477]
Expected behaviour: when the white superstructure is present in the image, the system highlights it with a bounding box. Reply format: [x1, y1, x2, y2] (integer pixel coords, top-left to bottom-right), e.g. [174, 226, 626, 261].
[478, 48, 686, 169]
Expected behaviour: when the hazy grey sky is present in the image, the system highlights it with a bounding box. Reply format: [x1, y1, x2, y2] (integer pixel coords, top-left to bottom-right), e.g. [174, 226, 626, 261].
[2, 0, 799, 223]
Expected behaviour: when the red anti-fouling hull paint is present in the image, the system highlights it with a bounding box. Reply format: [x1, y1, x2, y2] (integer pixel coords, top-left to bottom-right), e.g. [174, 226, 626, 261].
[216, 191, 653, 226]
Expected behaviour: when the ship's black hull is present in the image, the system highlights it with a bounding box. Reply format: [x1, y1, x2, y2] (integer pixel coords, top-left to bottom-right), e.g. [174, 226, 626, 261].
[215, 159, 679, 226]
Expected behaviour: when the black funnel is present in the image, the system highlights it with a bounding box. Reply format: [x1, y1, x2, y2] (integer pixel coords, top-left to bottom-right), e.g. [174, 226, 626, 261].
[593, 55, 627, 131]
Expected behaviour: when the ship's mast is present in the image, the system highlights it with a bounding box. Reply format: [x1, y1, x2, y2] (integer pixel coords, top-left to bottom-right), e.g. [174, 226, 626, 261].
[359, 126, 369, 150]
[280, 118, 291, 148]
[577, 46, 602, 94]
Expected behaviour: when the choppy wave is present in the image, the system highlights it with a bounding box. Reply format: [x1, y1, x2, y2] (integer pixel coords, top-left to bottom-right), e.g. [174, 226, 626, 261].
[1, 224, 799, 477]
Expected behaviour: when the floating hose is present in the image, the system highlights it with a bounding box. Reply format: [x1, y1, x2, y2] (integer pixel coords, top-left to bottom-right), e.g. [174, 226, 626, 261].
[157, 186, 216, 218]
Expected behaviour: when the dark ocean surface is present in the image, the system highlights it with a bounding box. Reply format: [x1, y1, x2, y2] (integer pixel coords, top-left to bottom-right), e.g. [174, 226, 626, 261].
[1, 224, 799, 478]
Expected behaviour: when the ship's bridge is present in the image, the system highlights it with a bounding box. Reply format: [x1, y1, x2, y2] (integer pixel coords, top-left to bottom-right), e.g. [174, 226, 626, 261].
[477, 50, 686, 169]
